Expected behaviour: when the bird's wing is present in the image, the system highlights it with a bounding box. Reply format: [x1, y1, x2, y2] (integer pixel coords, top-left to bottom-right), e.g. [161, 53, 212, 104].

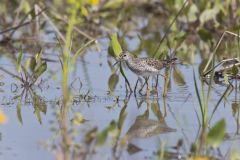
[143, 58, 164, 70]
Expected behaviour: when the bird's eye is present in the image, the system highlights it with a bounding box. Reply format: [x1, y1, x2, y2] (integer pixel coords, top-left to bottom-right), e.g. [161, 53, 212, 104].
[123, 54, 126, 57]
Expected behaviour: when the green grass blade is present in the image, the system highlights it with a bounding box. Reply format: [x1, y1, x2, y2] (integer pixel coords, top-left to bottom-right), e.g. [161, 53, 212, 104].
[207, 119, 226, 149]
[17, 51, 23, 72]
[206, 54, 215, 105]
[72, 39, 95, 64]
[193, 68, 204, 122]
[209, 84, 231, 122]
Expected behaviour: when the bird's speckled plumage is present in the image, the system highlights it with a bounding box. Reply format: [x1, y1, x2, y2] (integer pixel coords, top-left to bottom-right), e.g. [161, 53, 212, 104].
[119, 51, 175, 77]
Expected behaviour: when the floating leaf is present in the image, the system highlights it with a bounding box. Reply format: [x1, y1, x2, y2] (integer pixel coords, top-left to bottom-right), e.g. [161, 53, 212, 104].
[109, 33, 122, 58]
[108, 73, 119, 92]
[207, 119, 226, 148]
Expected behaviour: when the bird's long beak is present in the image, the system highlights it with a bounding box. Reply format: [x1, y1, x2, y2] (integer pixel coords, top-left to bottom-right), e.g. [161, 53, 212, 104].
[113, 60, 120, 66]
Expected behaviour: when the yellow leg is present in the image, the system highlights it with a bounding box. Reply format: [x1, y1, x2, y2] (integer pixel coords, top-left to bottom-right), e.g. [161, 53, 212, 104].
[163, 95, 167, 117]
[158, 73, 167, 97]
[163, 76, 167, 97]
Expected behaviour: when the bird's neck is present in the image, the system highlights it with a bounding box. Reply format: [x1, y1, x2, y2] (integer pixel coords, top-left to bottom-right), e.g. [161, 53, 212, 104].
[126, 57, 135, 67]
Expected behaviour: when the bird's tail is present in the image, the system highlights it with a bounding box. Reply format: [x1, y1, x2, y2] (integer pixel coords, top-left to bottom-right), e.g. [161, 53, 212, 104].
[164, 57, 177, 66]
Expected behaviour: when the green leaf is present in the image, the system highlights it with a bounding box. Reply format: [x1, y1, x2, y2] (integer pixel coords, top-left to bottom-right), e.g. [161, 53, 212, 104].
[33, 93, 47, 114]
[108, 120, 119, 137]
[29, 57, 37, 73]
[35, 49, 43, 64]
[17, 51, 23, 72]
[187, 4, 199, 22]
[207, 119, 226, 148]
[96, 129, 108, 146]
[108, 121, 117, 132]
[232, 65, 239, 76]
[118, 105, 127, 130]
[72, 112, 85, 125]
[17, 102, 23, 125]
[35, 108, 42, 124]
[108, 73, 119, 92]
[173, 31, 187, 47]
[103, 0, 124, 10]
[22, 0, 31, 13]
[108, 46, 115, 57]
[198, 29, 212, 42]
[199, 7, 220, 26]
[223, 69, 229, 84]
[33, 93, 44, 124]
[109, 33, 122, 58]
[33, 62, 47, 79]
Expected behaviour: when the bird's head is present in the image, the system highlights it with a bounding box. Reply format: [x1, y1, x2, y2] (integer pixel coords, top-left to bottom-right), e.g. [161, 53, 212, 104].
[119, 51, 133, 62]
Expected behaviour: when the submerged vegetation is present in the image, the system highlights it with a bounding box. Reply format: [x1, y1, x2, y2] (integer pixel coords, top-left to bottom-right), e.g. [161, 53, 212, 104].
[1, 0, 240, 159]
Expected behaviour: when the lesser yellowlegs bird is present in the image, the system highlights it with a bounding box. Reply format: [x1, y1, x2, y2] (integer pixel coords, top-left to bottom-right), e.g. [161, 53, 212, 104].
[119, 51, 177, 96]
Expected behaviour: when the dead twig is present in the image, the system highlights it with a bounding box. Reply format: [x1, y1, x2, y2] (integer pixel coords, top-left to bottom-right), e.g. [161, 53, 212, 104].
[35, 5, 66, 42]
[0, 67, 23, 82]
[0, 7, 47, 36]
[203, 31, 240, 74]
